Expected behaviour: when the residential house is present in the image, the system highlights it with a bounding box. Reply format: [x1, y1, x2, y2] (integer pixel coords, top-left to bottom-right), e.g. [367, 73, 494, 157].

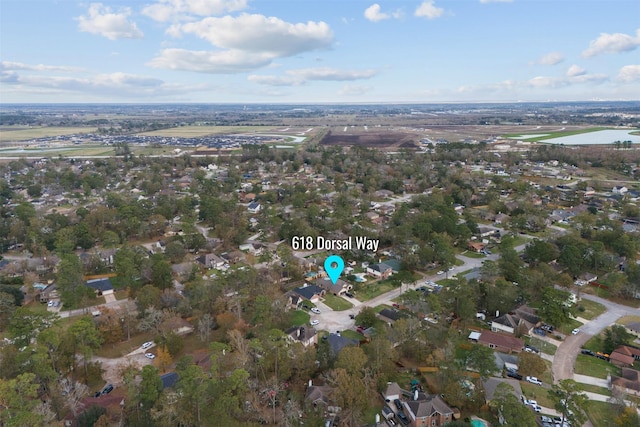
[469, 330, 523, 353]
[196, 253, 227, 269]
[612, 186, 628, 195]
[326, 333, 359, 356]
[482, 378, 523, 404]
[379, 308, 401, 324]
[285, 325, 317, 347]
[290, 284, 325, 304]
[304, 380, 341, 415]
[366, 211, 384, 225]
[403, 392, 455, 427]
[610, 368, 640, 397]
[37, 283, 58, 303]
[316, 278, 352, 296]
[491, 306, 540, 336]
[238, 242, 264, 256]
[247, 202, 261, 213]
[382, 382, 403, 402]
[85, 278, 114, 297]
[575, 272, 598, 286]
[623, 321, 640, 337]
[609, 345, 640, 367]
[366, 262, 393, 279]
[160, 372, 179, 389]
[467, 242, 486, 253]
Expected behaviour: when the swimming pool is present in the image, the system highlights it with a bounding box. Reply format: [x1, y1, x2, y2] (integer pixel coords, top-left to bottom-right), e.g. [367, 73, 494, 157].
[471, 419, 488, 427]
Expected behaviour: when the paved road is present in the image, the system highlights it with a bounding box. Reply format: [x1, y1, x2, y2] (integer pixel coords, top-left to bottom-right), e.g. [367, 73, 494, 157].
[551, 293, 639, 383]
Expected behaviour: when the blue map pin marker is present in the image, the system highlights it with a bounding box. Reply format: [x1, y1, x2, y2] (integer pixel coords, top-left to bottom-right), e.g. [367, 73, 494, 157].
[324, 255, 345, 285]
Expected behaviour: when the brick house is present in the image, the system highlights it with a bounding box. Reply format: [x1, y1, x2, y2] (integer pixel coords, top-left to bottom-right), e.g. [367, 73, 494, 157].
[403, 393, 455, 427]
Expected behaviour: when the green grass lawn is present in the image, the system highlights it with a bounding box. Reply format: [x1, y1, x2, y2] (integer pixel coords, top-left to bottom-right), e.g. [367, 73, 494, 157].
[575, 299, 606, 320]
[322, 293, 353, 311]
[520, 383, 554, 408]
[289, 310, 310, 327]
[357, 279, 400, 301]
[525, 336, 558, 355]
[558, 318, 583, 335]
[574, 354, 622, 379]
[339, 330, 363, 341]
[583, 400, 619, 427]
[460, 250, 485, 259]
[576, 382, 611, 396]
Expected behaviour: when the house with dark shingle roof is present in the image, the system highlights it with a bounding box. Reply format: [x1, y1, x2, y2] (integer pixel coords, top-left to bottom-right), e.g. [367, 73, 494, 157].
[327, 333, 358, 356]
[491, 305, 540, 336]
[290, 284, 325, 303]
[315, 277, 352, 296]
[402, 393, 455, 427]
[379, 308, 401, 324]
[366, 262, 393, 279]
[85, 278, 114, 296]
[160, 372, 179, 389]
[285, 325, 317, 347]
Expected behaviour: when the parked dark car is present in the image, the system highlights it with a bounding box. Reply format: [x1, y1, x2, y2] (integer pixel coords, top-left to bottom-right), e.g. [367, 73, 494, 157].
[393, 399, 403, 411]
[93, 391, 101, 398]
[396, 412, 410, 426]
[581, 349, 595, 356]
[101, 384, 114, 395]
[344, 292, 354, 298]
[507, 371, 523, 380]
[533, 328, 546, 336]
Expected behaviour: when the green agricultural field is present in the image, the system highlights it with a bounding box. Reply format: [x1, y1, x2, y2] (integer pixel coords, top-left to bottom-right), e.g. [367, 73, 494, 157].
[503, 127, 608, 142]
[0, 126, 97, 142]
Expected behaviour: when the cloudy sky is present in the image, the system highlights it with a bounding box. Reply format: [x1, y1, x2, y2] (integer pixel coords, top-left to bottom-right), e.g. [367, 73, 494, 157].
[1, 0, 639, 103]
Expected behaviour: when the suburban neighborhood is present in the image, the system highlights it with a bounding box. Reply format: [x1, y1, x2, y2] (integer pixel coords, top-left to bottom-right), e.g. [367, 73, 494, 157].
[1, 102, 640, 427]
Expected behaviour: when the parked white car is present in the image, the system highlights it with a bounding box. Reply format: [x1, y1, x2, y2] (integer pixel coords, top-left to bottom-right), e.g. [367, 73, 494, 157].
[310, 320, 319, 326]
[141, 341, 154, 349]
[144, 353, 155, 359]
[310, 307, 321, 314]
[526, 376, 543, 386]
[571, 328, 580, 335]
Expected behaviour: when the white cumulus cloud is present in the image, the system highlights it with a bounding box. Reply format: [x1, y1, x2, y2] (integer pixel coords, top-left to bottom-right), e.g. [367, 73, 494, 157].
[142, 0, 248, 22]
[148, 48, 274, 73]
[566, 65, 586, 77]
[582, 29, 640, 57]
[151, 14, 334, 73]
[0, 61, 84, 72]
[536, 52, 564, 66]
[76, 3, 143, 40]
[180, 14, 333, 56]
[617, 65, 640, 82]
[364, 4, 389, 22]
[415, 1, 444, 19]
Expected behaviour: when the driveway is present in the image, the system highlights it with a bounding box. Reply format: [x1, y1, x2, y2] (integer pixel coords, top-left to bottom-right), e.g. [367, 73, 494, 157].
[551, 293, 639, 383]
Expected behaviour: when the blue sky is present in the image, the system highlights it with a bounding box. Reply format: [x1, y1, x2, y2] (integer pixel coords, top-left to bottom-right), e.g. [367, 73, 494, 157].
[1, 0, 639, 103]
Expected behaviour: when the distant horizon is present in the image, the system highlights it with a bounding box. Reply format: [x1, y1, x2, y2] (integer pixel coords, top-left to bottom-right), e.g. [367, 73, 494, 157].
[1, 1, 638, 103]
[2, 100, 639, 107]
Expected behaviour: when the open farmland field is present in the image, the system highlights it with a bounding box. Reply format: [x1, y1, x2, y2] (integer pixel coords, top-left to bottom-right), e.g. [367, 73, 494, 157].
[0, 126, 97, 143]
[138, 125, 279, 137]
[320, 128, 420, 149]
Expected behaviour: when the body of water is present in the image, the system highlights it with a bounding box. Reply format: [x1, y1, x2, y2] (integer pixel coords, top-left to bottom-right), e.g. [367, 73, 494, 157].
[540, 129, 640, 145]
